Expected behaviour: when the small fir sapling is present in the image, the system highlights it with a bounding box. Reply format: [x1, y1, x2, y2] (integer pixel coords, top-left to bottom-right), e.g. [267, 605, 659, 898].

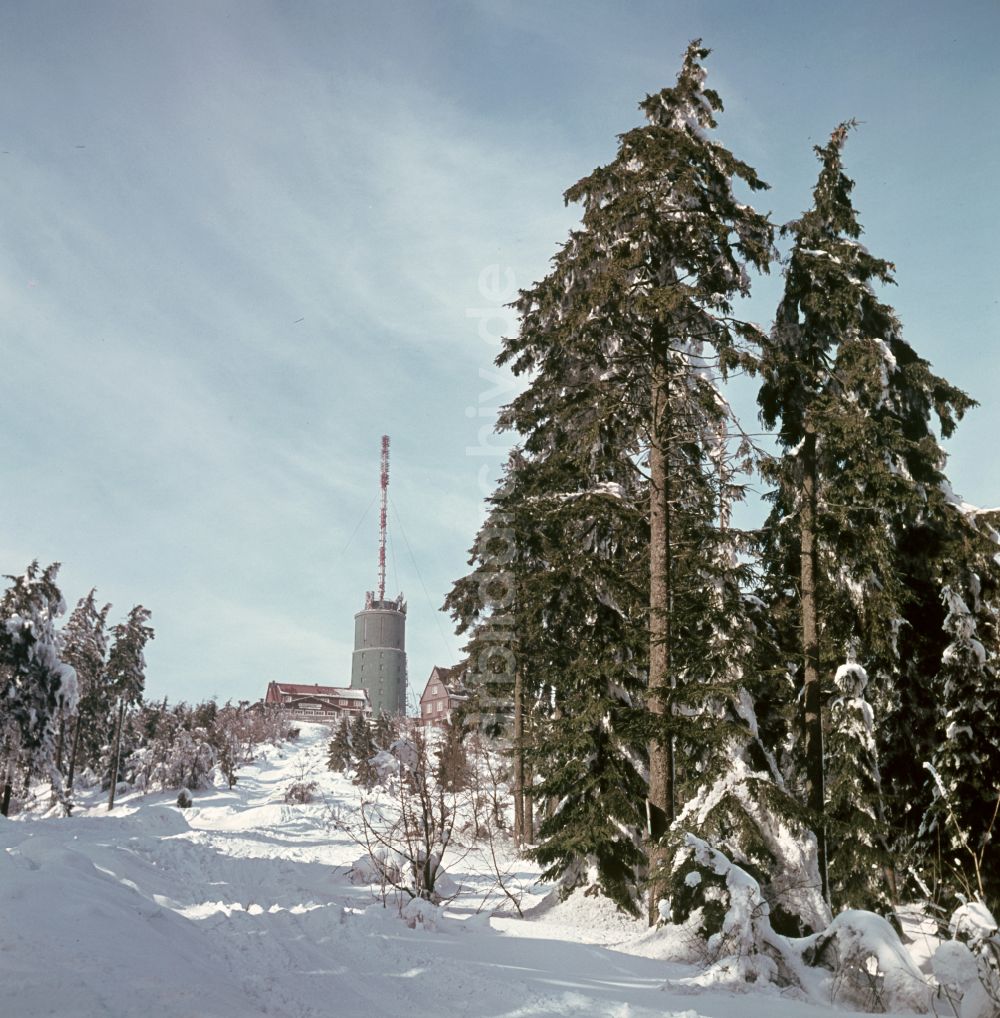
[128, 702, 218, 792]
[372, 711, 400, 751]
[435, 721, 471, 793]
[350, 714, 379, 790]
[326, 717, 353, 773]
[657, 635, 826, 939]
[664, 753, 827, 938]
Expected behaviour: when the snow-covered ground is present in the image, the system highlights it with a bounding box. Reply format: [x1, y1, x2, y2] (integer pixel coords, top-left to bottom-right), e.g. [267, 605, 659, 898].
[1, 724, 923, 1017]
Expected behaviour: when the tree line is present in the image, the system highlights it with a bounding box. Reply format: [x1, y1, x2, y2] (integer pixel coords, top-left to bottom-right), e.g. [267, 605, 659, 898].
[445, 40, 999, 931]
[0, 562, 289, 814]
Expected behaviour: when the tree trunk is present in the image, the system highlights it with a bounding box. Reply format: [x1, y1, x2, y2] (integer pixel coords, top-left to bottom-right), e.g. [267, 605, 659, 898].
[56, 717, 66, 774]
[0, 756, 15, 817]
[49, 717, 68, 808]
[523, 704, 534, 844]
[67, 716, 83, 792]
[800, 423, 829, 904]
[107, 698, 125, 811]
[513, 667, 525, 847]
[647, 364, 674, 925]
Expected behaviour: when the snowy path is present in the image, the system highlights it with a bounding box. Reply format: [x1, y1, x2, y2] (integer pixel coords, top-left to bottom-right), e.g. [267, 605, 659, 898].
[1, 726, 882, 1017]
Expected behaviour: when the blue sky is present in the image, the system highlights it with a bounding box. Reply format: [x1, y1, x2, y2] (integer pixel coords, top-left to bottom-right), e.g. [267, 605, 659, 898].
[3, 1, 998, 706]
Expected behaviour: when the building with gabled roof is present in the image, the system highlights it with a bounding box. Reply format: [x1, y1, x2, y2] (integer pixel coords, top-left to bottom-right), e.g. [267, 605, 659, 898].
[419, 664, 469, 727]
[264, 681, 370, 724]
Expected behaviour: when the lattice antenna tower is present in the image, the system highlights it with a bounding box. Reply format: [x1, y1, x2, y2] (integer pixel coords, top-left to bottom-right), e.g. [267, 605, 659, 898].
[377, 434, 389, 602]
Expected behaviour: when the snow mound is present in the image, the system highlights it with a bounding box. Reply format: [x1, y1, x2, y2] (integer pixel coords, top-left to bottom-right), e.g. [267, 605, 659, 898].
[800, 909, 931, 1013]
[522, 881, 645, 946]
[0, 822, 258, 1018]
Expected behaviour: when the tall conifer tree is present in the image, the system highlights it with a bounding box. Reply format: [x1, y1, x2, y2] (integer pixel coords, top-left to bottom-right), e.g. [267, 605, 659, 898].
[62, 590, 112, 793]
[446, 449, 649, 910]
[106, 605, 153, 810]
[757, 123, 974, 908]
[496, 41, 773, 921]
[923, 546, 1000, 909]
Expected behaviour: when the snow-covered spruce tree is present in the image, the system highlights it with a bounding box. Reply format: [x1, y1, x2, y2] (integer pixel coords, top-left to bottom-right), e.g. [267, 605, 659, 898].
[443, 451, 545, 848]
[372, 712, 401, 754]
[824, 661, 893, 914]
[61, 590, 112, 794]
[443, 451, 542, 742]
[495, 41, 773, 923]
[161, 703, 217, 791]
[210, 703, 239, 788]
[168, 722, 216, 791]
[445, 447, 649, 913]
[880, 509, 965, 867]
[522, 468, 649, 916]
[874, 496, 1000, 904]
[128, 699, 177, 791]
[211, 700, 266, 787]
[757, 122, 974, 909]
[350, 712, 378, 789]
[662, 586, 828, 936]
[327, 717, 353, 773]
[923, 547, 1000, 910]
[0, 562, 77, 815]
[636, 433, 827, 937]
[105, 605, 153, 810]
[434, 721, 471, 793]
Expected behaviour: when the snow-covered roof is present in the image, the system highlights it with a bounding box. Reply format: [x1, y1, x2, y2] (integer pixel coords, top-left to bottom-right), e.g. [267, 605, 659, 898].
[269, 682, 367, 700]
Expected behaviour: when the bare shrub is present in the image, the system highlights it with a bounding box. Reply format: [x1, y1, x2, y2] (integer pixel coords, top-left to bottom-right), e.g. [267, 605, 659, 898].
[334, 729, 460, 911]
[284, 780, 318, 804]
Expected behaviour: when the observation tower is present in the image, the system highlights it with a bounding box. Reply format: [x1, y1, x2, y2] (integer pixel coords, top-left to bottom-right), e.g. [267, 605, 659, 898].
[350, 435, 407, 715]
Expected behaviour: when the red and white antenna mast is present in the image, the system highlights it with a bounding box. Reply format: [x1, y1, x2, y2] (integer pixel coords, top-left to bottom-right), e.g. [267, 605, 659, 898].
[377, 435, 390, 602]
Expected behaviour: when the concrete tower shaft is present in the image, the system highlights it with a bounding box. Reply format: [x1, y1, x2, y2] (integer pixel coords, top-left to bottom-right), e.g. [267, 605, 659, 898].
[351, 592, 407, 715]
